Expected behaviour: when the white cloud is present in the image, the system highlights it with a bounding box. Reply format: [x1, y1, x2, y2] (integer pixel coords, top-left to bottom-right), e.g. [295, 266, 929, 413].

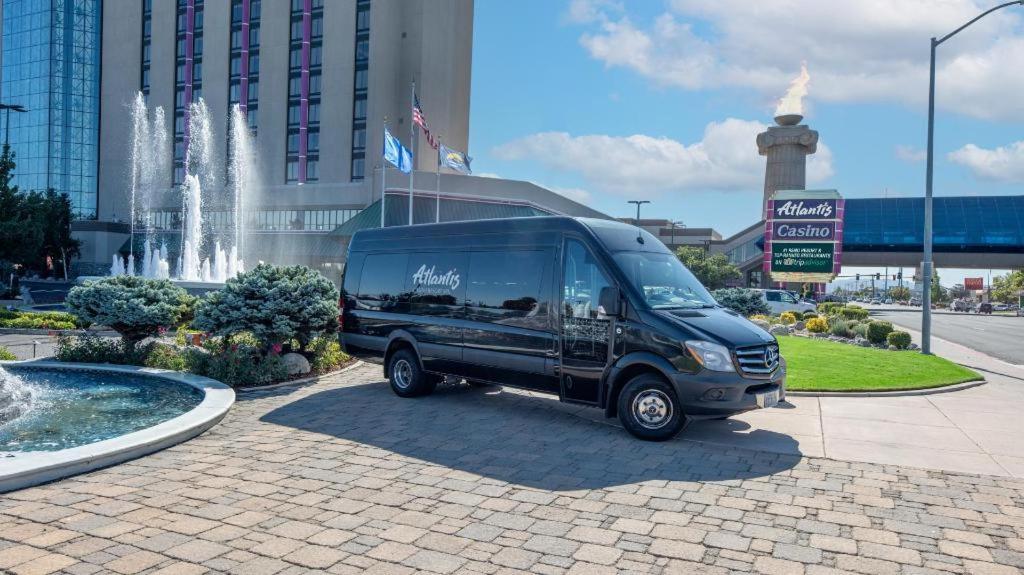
[564, 0, 622, 24]
[948, 140, 1024, 182]
[475, 172, 502, 179]
[493, 118, 833, 197]
[895, 145, 927, 163]
[575, 0, 1024, 120]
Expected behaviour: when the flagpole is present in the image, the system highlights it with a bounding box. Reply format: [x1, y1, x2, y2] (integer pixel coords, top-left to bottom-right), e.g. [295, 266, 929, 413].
[381, 119, 387, 228]
[409, 80, 416, 226]
[436, 137, 442, 223]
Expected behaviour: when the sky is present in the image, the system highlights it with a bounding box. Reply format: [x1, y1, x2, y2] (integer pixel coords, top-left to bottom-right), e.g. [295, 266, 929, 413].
[466, 0, 1024, 287]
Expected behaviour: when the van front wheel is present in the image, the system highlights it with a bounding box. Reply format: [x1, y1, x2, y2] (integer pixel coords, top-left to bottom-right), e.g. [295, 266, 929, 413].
[617, 374, 686, 441]
[388, 348, 437, 397]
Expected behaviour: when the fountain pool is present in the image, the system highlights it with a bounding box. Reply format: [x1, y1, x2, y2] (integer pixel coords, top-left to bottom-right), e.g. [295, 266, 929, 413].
[0, 362, 234, 493]
[0, 368, 202, 452]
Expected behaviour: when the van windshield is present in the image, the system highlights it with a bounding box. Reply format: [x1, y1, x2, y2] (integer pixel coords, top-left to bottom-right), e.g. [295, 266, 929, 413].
[613, 251, 717, 309]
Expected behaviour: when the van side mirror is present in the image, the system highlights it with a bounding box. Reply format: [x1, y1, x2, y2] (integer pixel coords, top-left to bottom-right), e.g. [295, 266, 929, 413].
[598, 286, 621, 317]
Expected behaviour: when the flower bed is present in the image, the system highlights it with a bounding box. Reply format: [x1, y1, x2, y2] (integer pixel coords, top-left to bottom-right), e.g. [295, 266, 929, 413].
[749, 305, 916, 351]
[56, 265, 352, 388]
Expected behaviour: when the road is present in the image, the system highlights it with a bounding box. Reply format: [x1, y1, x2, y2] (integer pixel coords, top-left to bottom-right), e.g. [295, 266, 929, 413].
[868, 306, 1024, 365]
[0, 334, 59, 360]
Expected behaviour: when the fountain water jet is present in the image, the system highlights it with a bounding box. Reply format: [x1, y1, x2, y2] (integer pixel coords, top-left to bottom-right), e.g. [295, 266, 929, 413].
[0, 367, 33, 426]
[106, 93, 255, 284]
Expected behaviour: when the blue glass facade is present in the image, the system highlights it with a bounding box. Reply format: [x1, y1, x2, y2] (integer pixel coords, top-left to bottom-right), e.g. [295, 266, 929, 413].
[0, 0, 100, 217]
[843, 196, 1024, 253]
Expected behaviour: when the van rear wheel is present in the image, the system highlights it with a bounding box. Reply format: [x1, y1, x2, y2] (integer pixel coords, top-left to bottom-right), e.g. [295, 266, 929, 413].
[388, 348, 437, 397]
[617, 374, 686, 441]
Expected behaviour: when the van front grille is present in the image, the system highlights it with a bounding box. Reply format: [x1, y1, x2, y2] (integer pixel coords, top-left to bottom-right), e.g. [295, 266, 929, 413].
[735, 343, 780, 376]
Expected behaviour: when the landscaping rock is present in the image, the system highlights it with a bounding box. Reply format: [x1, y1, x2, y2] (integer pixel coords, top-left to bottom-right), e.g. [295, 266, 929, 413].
[770, 325, 791, 336]
[794, 321, 806, 331]
[752, 319, 771, 331]
[281, 352, 311, 375]
[888, 345, 898, 351]
[854, 337, 870, 347]
[909, 343, 920, 350]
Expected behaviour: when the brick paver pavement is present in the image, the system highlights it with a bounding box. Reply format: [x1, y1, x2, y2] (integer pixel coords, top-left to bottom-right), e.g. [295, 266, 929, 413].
[2, 362, 1023, 574]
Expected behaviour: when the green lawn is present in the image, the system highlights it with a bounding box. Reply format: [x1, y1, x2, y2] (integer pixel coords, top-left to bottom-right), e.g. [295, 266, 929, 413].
[778, 336, 982, 392]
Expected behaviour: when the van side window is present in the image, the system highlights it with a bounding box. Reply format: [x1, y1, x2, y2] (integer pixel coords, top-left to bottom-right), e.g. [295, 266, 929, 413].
[562, 239, 612, 362]
[765, 291, 782, 302]
[466, 250, 550, 328]
[357, 253, 409, 311]
[406, 252, 467, 317]
[562, 240, 613, 320]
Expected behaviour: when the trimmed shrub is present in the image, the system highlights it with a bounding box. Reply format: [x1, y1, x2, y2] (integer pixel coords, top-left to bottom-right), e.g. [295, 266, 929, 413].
[0, 346, 16, 360]
[887, 330, 912, 350]
[851, 322, 870, 339]
[779, 311, 797, 325]
[830, 319, 853, 338]
[66, 276, 192, 351]
[308, 336, 349, 373]
[801, 311, 818, 320]
[749, 314, 770, 322]
[0, 315, 76, 330]
[54, 334, 151, 364]
[711, 288, 770, 317]
[198, 343, 288, 387]
[193, 264, 339, 351]
[838, 306, 870, 321]
[143, 343, 190, 371]
[817, 302, 843, 315]
[867, 320, 894, 345]
[806, 317, 829, 333]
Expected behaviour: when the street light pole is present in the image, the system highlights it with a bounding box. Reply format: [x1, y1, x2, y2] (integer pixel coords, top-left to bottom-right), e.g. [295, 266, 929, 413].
[921, 0, 1022, 355]
[627, 200, 650, 242]
[0, 103, 29, 147]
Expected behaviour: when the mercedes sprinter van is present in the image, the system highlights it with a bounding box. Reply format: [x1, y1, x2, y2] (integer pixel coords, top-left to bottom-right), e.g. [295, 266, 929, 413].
[340, 217, 785, 441]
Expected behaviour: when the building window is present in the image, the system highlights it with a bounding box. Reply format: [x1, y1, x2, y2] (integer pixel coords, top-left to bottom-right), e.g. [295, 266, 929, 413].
[227, 0, 260, 179]
[173, 0, 204, 186]
[350, 0, 371, 181]
[285, 0, 323, 184]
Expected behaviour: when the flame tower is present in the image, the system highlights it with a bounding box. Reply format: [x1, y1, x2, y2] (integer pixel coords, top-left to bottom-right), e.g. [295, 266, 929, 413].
[756, 114, 819, 211]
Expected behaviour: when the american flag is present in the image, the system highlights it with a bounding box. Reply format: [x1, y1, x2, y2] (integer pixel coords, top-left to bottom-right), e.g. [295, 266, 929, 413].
[412, 94, 439, 150]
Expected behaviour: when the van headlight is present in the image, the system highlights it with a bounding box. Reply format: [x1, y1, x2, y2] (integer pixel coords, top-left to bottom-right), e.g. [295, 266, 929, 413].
[685, 340, 735, 372]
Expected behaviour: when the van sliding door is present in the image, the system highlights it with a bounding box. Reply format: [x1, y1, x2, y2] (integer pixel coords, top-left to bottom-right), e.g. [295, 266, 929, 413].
[559, 238, 613, 404]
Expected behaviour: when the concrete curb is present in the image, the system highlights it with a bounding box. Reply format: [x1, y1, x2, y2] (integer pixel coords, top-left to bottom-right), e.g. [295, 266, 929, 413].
[0, 361, 235, 493]
[787, 378, 986, 398]
[235, 359, 365, 393]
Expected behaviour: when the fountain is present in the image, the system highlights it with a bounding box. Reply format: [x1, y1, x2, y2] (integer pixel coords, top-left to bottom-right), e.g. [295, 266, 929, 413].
[0, 367, 33, 426]
[104, 92, 257, 285]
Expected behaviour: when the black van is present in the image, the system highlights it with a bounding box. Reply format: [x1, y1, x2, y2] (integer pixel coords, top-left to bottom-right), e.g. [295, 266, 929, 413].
[340, 217, 785, 441]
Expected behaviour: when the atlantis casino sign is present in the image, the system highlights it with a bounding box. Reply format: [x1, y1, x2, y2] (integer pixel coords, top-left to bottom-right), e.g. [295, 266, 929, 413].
[763, 190, 844, 283]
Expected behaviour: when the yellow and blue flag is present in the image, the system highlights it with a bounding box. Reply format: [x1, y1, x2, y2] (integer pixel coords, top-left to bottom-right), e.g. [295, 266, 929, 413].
[439, 144, 472, 175]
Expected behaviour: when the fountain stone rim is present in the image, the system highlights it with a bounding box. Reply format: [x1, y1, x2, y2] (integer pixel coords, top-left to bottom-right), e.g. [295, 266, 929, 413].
[0, 360, 234, 494]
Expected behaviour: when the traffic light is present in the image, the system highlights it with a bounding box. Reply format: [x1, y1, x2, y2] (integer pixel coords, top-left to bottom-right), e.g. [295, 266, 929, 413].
[897, 271, 902, 280]
[875, 273, 881, 280]
[856, 274, 860, 281]
[892, 275, 897, 281]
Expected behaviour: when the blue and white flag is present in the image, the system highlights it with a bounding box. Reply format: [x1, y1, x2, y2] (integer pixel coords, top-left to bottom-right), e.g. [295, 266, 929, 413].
[383, 127, 412, 174]
[439, 144, 472, 175]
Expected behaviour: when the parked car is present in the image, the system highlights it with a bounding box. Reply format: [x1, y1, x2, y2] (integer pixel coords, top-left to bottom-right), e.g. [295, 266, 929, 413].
[339, 217, 786, 441]
[951, 299, 972, 312]
[978, 302, 993, 314]
[993, 303, 1010, 312]
[752, 289, 817, 315]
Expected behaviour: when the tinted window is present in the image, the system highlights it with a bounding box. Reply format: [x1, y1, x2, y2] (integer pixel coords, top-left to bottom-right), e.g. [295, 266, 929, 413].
[562, 239, 612, 362]
[466, 250, 550, 329]
[356, 253, 408, 311]
[406, 252, 467, 317]
[765, 291, 781, 302]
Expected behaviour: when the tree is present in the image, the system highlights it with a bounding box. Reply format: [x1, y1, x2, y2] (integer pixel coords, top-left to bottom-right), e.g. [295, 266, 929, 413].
[711, 288, 770, 317]
[675, 245, 741, 290]
[0, 144, 80, 277]
[66, 276, 193, 351]
[931, 270, 948, 303]
[193, 264, 339, 350]
[948, 284, 969, 300]
[889, 286, 911, 301]
[991, 270, 1024, 303]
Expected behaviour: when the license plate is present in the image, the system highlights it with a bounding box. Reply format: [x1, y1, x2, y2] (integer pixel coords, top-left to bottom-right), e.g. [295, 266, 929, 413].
[755, 389, 780, 408]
